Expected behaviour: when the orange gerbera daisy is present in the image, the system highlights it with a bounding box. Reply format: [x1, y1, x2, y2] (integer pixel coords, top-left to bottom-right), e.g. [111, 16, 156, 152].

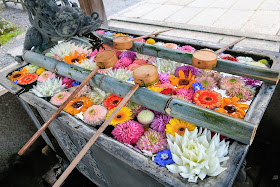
[169, 70, 196, 90]
[64, 96, 93, 115]
[215, 96, 249, 119]
[194, 90, 222, 109]
[64, 50, 87, 64]
[8, 69, 27, 81]
[17, 73, 38, 85]
[112, 33, 129, 37]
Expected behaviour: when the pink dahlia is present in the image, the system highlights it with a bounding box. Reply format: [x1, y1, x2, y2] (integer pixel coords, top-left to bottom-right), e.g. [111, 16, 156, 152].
[113, 57, 133, 69]
[136, 38, 145, 42]
[37, 71, 56, 82]
[83, 105, 107, 126]
[178, 45, 196, 53]
[133, 59, 146, 65]
[226, 86, 253, 102]
[159, 83, 174, 89]
[174, 65, 200, 77]
[159, 73, 171, 84]
[68, 85, 91, 98]
[220, 76, 245, 90]
[219, 54, 238, 62]
[62, 77, 75, 89]
[119, 51, 136, 59]
[176, 87, 194, 100]
[136, 129, 168, 154]
[50, 92, 70, 106]
[195, 76, 217, 90]
[163, 43, 178, 49]
[112, 120, 144, 145]
[151, 114, 172, 132]
[127, 63, 140, 71]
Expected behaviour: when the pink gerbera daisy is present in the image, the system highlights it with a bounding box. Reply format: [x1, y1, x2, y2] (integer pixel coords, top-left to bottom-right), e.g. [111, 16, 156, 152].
[195, 76, 217, 90]
[163, 43, 178, 49]
[37, 71, 56, 82]
[127, 63, 140, 71]
[50, 92, 70, 106]
[175, 87, 195, 100]
[83, 105, 107, 126]
[220, 76, 245, 90]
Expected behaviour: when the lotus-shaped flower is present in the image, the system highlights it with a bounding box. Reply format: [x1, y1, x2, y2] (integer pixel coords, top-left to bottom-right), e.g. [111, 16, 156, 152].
[105, 68, 133, 82]
[74, 59, 97, 70]
[166, 128, 229, 183]
[30, 78, 65, 97]
[151, 58, 178, 74]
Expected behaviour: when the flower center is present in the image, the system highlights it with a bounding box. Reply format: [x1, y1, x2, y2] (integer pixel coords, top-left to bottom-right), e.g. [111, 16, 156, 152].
[13, 74, 22, 78]
[236, 93, 243, 98]
[224, 104, 237, 113]
[89, 109, 95, 115]
[71, 58, 80, 63]
[205, 96, 212, 101]
[160, 153, 169, 160]
[179, 79, 189, 86]
[149, 136, 157, 143]
[43, 73, 48, 77]
[57, 94, 64, 99]
[112, 100, 119, 105]
[71, 101, 83, 108]
[229, 78, 236, 83]
[201, 80, 209, 87]
[116, 114, 122, 119]
[179, 127, 185, 132]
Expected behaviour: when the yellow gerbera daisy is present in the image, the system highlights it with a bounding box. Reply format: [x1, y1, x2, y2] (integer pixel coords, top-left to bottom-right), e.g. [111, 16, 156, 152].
[64, 50, 87, 64]
[106, 106, 132, 126]
[166, 118, 196, 136]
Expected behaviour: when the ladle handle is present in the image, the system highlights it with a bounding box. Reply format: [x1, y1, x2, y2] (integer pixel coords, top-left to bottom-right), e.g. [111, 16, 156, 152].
[215, 37, 246, 55]
[18, 66, 100, 156]
[132, 28, 173, 41]
[53, 84, 140, 187]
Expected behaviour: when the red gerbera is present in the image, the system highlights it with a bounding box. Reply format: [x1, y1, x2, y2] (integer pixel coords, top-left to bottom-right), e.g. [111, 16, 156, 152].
[160, 88, 176, 96]
[103, 94, 123, 110]
[18, 73, 38, 85]
[193, 90, 222, 109]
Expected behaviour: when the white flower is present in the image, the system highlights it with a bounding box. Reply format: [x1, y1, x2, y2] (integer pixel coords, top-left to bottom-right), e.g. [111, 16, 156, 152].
[236, 56, 254, 63]
[46, 42, 77, 60]
[105, 68, 133, 82]
[154, 42, 165, 47]
[151, 58, 178, 74]
[24, 64, 39, 73]
[136, 53, 152, 61]
[85, 87, 110, 104]
[73, 59, 97, 70]
[30, 78, 65, 97]
[246, 61, 268, 68]
[166, 128, 229, 183]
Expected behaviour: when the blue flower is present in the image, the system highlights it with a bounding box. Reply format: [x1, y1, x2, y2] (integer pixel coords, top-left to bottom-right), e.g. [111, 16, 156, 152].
[154, 149, 175, 167]
[72, 81, 81, 86]
[104, 31, 113, 36]
[14, 80, 19, 85]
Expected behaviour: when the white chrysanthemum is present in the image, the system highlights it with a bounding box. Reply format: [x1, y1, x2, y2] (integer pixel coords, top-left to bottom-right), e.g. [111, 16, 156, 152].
[46, 42, 77, 60]
[75, 46, 92, 56]
[73, 59, 97, 70]
[151, 58, 178, 74]
[236, 56, 254, 63]
[85, 87, 110, 104]
[30, 78, 65, 97]
[105, 68, 133, 82]
[24, 64, 39, 74]
[136, 53, 152, 61]
[166, 128, 229, 183]
[154, 42, 165, 47]
[246, 61, 268, 68]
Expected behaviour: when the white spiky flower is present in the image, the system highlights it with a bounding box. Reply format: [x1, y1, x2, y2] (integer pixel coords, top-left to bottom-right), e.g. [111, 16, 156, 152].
[136, 53, 151, 61]
[166, 128, 229, 183]
[30, 78, 65, 97]
[24, 64, 39, 74]
[46, 42, 78, 61]
[85, 87, 110, 104]
[73, 59, 97, 70]
[105, 68, 133, 82]
[151, 58, 178, 74]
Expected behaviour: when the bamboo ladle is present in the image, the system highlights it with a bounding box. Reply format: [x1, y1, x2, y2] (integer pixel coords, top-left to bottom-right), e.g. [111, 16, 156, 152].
[113, 28, 173, 50]
[53, 64, 159, 187]
[192, 37, 246, 69]
[18, 50, 118, 156]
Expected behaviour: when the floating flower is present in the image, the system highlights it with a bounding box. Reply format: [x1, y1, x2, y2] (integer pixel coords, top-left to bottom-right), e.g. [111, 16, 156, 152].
[136, 53, 151, 61]
[136, 38, 145, 42]
[258, 59, 269, 66]
[29, 78, 65, 97]
[159, 83, 174, 89]
[37, 71, 56, 82]
[23, 64, 39, 74]
[133, 59, 146, 65]
[154, 149, 175, 167]
[68, 85, 91, 98]
[64, 96, 93, 115]
[113, 33, 128, 37]
[103, 94, 123, 110]
[105, 68, 133, 82]
[174, 65, 200, 77]
[166, 128, 229, 183]
[72, 81, 81, 86]
[137, 110, 155, 125]
[94, 30, 105, 34]
[89, 48, 104, 60]
[151, 114, 172, 132]
[113, 57, 133, 69]
[127, 63, 140, 71]
[8, 70, 27, 81]
[83, 105, 107, 126]
[166, 118, 196, 136]
[175, 87, 194, 100]
[50, 91, 70, 106]
[199, 70, 223, 82]
[136, 129, 167, 154]
[219, 54, 238, 62]
[247, 61, 268, 68]
[112, 120, 144, 145]
[97, 68, 111, 74]
[160, 88, 176, 96]
[178, 45, 196, 53]
[226, 86, 253, 102]
[119, 51, 136, 59]
[106, 106, 132, 126]
[62, 77, 75, 89]
[46, 42, 77, 61]
[159, 73, 171, 84]
[169, 70, 196, 90]
[36, 68, 45, 75]
[151, 58, 177, 74]
[85, 87, 110, 105]
[74, 59, 97, 70]
[126, 101, 144, 118]
[146, 38, 156, 45]
[194, 90, 222, 109]
[18, 73, 38, 85]
[147, 85, 164, 93]
[236, 56, 254, 63]
[64, 50, 87, 64]
[241, 77, 262, 88]
[196, 76, 217, 90]
[154, 42, 165, 47]
[215, 96, 249, 119]
[220, 76, 245, 90]
[104, 31, 113, 36]
[163, 43, 178, 49]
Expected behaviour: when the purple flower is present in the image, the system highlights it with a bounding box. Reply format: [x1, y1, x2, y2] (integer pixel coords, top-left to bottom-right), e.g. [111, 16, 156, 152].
[119, 51, 136, 59]
[154, 149, 175, 167]
[151, 114, 172, 132]
[174, 65, 200, 77]
[241, 77, 262, 87]
[159, 73, 171, 84]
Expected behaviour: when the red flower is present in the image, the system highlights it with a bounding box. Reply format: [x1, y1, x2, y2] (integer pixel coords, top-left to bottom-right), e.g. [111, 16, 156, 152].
[219, 54, 238, 62]
[160, 88, 176, 96]
[103, 94, 123, 110]
[193, 90, 222, 109]
[18, 73, 38, 85]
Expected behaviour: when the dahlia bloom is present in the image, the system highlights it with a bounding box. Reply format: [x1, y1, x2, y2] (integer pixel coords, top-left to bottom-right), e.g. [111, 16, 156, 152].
[68, 85, 91, 98]
[113, 57, 133, 69]
[175, 88, 194, 100]
[105, 68, 133, 82]
[50, 91, 71, 106]
[154, 42, 165, 47]
[220, 76, 245, 90]
[178, 45, 196, 53]
[154, 149, 175, 167]
[195, 76, 217, 90]
[166, 128, 229, 183]
[163, 43, 178, 49]
[85, 87, 110, 105]
[37, 71, 56, 82]
[159, 73, 171, 84]
[83, 105, 107, 126]
[151, 58, 178, 74]
[151, 114, 172, 132]
[30, 78, 65, 97]
[74, 59, 97, 70]
[62, 77, 75, 89]
[174, 65, 200, 77]
[119, 51, 136, 59]
[112, 120, 144, 145]
[226, 86, 253, 102]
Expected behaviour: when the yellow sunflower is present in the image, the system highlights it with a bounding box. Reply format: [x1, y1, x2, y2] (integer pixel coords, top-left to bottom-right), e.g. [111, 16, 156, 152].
[106, 106, 132, 126]
[166, 118, 196, 136]
[64, 50, 87, 64]
[169, 70, 196, 90]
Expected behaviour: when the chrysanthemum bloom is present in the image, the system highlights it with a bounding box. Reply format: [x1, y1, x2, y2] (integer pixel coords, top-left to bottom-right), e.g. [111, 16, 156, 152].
[175, 87, 194, 100]
[219, 54, 238, 62]
[23, 64, 39, 74]
[18, 73, 38, 85]
[166, 128, 229, 183]
[103, 94, 123, 110]
[86, 88, 110, 105]
[174, 65, 200, 77]
[45, 42, 77, 60]
[215, 96, 249, 119]
[106, 106, 132, 126]
[160, 88, 176, 96]
[74, 59, 97, 70]
[136, 38, 145, 42]
[151, 114, 172, 132]
[195, 76, 217, 90]
[194, 90, 222, 109]
[119, 51, 136, 59]
[50, 92, 70, 106]
[113, 57, 133, 69]
[137, 110, 155, 125]
[105, 68, 133, 82]
[64, 96, 93, 115]
[83, 105, 107, 126]
[112, 120, 144, 145]
[94, 30, 105, 34]
[159, 73, 171, 84]
[147, 85, 164, 93]
[136, 129, 168, 154]
[64, 50, 87, 64]
[154, 149, 175, 167]
[127, 63, 140, 71]
[29, 78, 65, 97]
[37, 71, 56, 82]
[151, 58, 177, 74]
[159, 83, 174, 90]
[166, 118, 196, 136]
[133, 59, 146, 65]
[177, 45, 196, 53]
[126, 101, 144, 118]
[220, 76, 245, 90]
[163, 43, 178, 49]
[8, 69, 27, 81]
[199, 70, 223, 82]
[146, 38, 156, 45]
[68, 85, 91, 98]
[241, 77, 262, 88]
[62, 77, 75, 89]
[169, 70, 196, 90]
[89, 48, 104, 60]
[226, 86, 253, 102]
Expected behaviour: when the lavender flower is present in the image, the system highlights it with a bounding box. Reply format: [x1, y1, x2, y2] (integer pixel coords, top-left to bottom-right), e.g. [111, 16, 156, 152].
[151, 114, 172, 132]
[159, 73, 171, 84]
[175, 65, 200, 77]
[119, 51, 136, 59]
[241, 77, 262, 88]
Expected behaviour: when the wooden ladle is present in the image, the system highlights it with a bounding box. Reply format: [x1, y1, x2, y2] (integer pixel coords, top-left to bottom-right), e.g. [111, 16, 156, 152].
[113, 28, 173, 50]
[53, 64, 159, 187]
[192, 37, 246, 69]
[17, 50, 118, 156]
